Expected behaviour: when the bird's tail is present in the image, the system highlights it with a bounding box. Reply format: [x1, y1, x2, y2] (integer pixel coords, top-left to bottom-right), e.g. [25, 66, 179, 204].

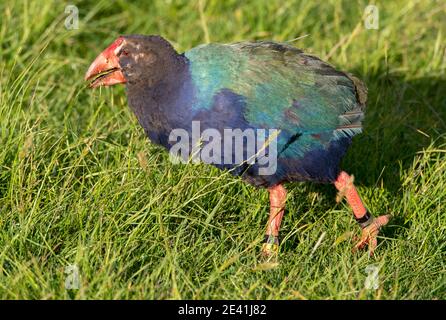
[334, 73, 368, 139]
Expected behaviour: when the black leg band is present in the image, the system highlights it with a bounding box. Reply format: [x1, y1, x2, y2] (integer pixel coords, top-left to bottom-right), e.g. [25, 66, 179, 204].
[264, 235, 280, 245]
[355, 210, 374, 229]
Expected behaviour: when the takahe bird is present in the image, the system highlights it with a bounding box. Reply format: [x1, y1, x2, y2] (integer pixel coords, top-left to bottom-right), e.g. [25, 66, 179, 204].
[85, 35, 390, 257]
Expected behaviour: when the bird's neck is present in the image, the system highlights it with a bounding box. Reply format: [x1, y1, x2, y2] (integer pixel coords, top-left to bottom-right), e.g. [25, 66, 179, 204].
[126, 54, 193, 146]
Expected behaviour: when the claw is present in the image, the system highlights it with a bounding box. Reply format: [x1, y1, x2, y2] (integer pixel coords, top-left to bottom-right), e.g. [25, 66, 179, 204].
[353, 214, 391, 256]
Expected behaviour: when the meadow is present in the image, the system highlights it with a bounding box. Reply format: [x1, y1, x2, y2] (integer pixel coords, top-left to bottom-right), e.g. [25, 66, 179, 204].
[0, 0, 445, 299]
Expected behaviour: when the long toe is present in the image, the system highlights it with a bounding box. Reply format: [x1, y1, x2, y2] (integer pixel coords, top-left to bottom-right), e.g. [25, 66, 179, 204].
[352, 214, 391, 256]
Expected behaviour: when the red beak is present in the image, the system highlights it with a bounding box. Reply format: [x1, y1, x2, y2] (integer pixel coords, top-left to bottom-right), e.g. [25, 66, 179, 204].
[85, 37, 127, 88]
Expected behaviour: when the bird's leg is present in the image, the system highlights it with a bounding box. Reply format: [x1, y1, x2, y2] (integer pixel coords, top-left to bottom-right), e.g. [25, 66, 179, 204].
[334, 171, 391, 255]
[261, 184, 287, 259]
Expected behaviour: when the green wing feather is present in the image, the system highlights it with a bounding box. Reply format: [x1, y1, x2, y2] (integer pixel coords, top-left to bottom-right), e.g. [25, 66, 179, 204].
[185, 41, 366, 158]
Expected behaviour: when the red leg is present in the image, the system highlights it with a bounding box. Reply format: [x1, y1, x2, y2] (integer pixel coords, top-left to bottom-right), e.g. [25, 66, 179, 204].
[334, 171, 390, 255]
[261, 184, 287, 258]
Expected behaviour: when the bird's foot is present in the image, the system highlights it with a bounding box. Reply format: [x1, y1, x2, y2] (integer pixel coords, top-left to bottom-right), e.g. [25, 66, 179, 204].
[353, 214, 391, 256]
[260, 235, 279, 261]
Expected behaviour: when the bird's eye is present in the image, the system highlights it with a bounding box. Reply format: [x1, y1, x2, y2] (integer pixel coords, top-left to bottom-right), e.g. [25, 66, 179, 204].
[119, 49, 129, 56]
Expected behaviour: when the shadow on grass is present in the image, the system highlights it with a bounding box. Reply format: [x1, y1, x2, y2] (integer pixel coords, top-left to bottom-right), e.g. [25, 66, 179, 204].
[342, 71, 446, 190]
[381, 214, 412, 240]
[282, 71, 445, 250]
[295, 70, 446, 194]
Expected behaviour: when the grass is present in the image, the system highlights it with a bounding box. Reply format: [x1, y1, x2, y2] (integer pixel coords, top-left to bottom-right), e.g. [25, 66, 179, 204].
[0, 0, 445, 299]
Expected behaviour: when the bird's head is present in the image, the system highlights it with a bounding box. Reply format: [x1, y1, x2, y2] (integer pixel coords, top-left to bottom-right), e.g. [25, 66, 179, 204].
[85, 35, 181, 89]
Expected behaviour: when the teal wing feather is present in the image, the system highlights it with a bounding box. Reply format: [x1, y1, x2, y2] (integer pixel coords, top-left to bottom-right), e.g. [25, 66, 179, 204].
[184, 41, 367, 159]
